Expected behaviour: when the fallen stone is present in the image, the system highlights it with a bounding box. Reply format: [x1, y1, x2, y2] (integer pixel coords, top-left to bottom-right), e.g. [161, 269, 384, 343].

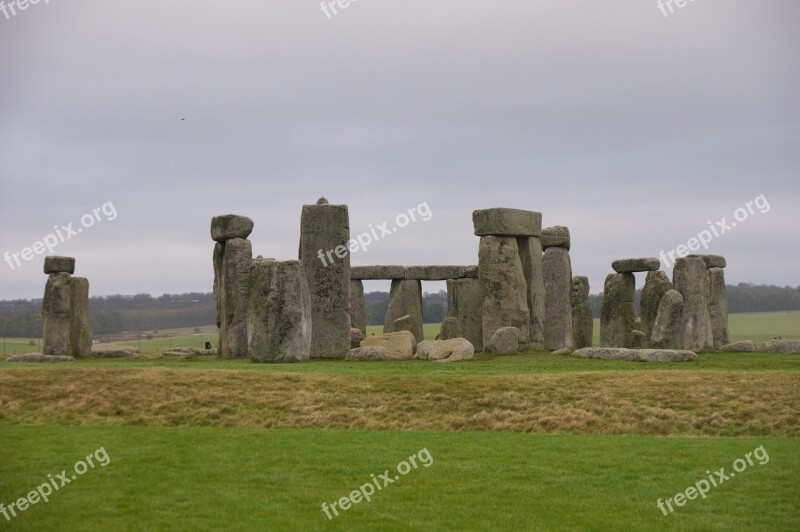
[210, 214, 254, 242]
[600, 272, 635, 348]
[384, 280, 424, 343]
[91, 344, 140, 358]
[719, 340, 757, 353]
[689, 254, 727, 269]
[649, 290, 685, 349]
[360, 331, 416, 360]
[759, 339, 800, 354]
[345, 346, 394, 361]
[43, 256, 75, 274]
[350, 265, 406, 280]
[6, 353, 74, 363]
[640, 270, 672, 343]
[540, 226, 571, 250]
[438, 317, 462, 340]
[574, 347, 698, 362]
[393, 315, 412, 333]
[447, 278, 483, 351]
[472, 208, 542, 237]
[350, 328, 366, 349]
[674, 256, 714, 352]
[611, 258, 660, 273]
[488, 327, 520, 354]
[415, 338, 474, 362]
[553, 348, 573, 355]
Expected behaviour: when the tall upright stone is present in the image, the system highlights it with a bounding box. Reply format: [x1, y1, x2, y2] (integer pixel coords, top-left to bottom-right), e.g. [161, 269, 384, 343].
[673, 256, 713, 352]
[69, 277, 92, 357]
[42, 272, 71, 356]
[571, 276, 593, 349]
[384, 279, 424, 342]
[478, 235, 531, 346]
[650, 289, 685, 349]
[211, 215, 254, 358]
[246, 259, 312, 363]
[707, 267, 729, 349]
[298, 199, 351, 358]
[600, 272, 635, 348]
[517, 236, 545, 349]
[447, 278, 483, 351]
[640, 270, 672, 344]
[349, 279, 366, 334]
[542, 227, 573, 351]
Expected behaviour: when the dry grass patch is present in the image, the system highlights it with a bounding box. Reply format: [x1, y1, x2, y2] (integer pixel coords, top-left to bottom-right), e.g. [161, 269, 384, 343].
[0, 369, 798, 436]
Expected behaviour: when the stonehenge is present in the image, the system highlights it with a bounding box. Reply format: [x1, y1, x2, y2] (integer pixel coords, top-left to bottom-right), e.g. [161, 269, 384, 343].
[447, 278, 483, 350]
[542, 226, 573, 350]
[42, 256, 92, 357]
[383, 280, 424, 342]
[571, 276, 593, 349]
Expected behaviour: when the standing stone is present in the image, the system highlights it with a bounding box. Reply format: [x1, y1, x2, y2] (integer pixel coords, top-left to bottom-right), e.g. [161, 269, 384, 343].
[673, 257, 714, 352]
[650, 290, 685, 349]
[42, 272, 71, 356]
[246, 259, 312, 363]
[543, 247, 573, 350]
[218, 238, 252, 358]
[600, 273, 635, 348]
[707, 267, 729, 349]
[640, 271, 672, 344]
[299, 200, 351, 358]
[438, 317, 462, 340]
[384, 280, 424, 343]
[571, 276, 593, 349]
[69, 277, 92, 357]
[478, 236, 531, 346]
[212, 242, 223, 329]
[447, 278, 483, 351]
[349, 280, 366, 334]
[517, 236, 545, 349]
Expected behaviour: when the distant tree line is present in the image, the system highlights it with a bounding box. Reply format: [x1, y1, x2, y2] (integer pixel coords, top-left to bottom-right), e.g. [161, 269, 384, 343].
[0, 284, 797, 337]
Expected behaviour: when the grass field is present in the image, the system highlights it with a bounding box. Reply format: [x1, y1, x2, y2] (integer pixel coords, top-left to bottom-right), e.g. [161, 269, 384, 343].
[1, 313, 799, 530]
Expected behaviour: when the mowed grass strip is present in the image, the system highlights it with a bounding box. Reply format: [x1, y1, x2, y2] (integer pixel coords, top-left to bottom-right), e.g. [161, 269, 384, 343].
[1, 369, 798, 436]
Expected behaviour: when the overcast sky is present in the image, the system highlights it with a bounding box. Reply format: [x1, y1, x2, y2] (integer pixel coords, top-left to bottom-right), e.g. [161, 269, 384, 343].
[1, 1, 798, 300]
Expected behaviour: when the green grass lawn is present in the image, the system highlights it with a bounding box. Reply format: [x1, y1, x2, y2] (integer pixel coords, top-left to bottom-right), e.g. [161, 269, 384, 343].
[1, 424, 797, 531]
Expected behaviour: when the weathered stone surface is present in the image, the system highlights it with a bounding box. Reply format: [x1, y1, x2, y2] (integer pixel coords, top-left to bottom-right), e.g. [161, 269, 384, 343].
[210, 214, 254, 242]
[464, 265, 479, 278]
[44, 256, 75, 274]
[393, 315, 412, 333]
[543, 247, 573, 350]
[350, 265, 406, 280]
[689, 254, 727, 269]
[316, 197, 329, 205]
[91, 344, 140, 358]
[674, 256, 714, 352]
[553, 347, 573, 355]
[479, 236, 531, 345]
[600, 273, 635, 348]
[447, 278, 483, 351]
[349, 280, 366, 334]
[405, 266, 467, 281]
[345, 346, 394, 361]
[571, 276, 593, 349]
[631, 330, 647, 349]
[218, 238, 252, 358]
[518, 236, 545, 349]
[611, 258, 660, 273]
[759, 339, 800, 354]
[540, 226, 571, 250]
[719, 340, 757, 352]
[360, 331, 416, 360]
[213, 242, 223, 328]
[246, 259, 312, 363]
[6, 353, 74, 363]
[42, 272, 71, 356]
[384, 280, 424, 342]
[415, 338, 474, 362]
[488, 327, 520, 354]
[707, 267, 729, 349]
[650, 290, 685, 349]
[350, 328, 366, 349]
[632, 317, 643, 332]
[640, 270, 672, 343]
[574, 347, 697, 362]
[69, 277, 92, 357]
[299, 202, 351, 358]
[438, 317, 462, 340]
[472, 208, 542, 237]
